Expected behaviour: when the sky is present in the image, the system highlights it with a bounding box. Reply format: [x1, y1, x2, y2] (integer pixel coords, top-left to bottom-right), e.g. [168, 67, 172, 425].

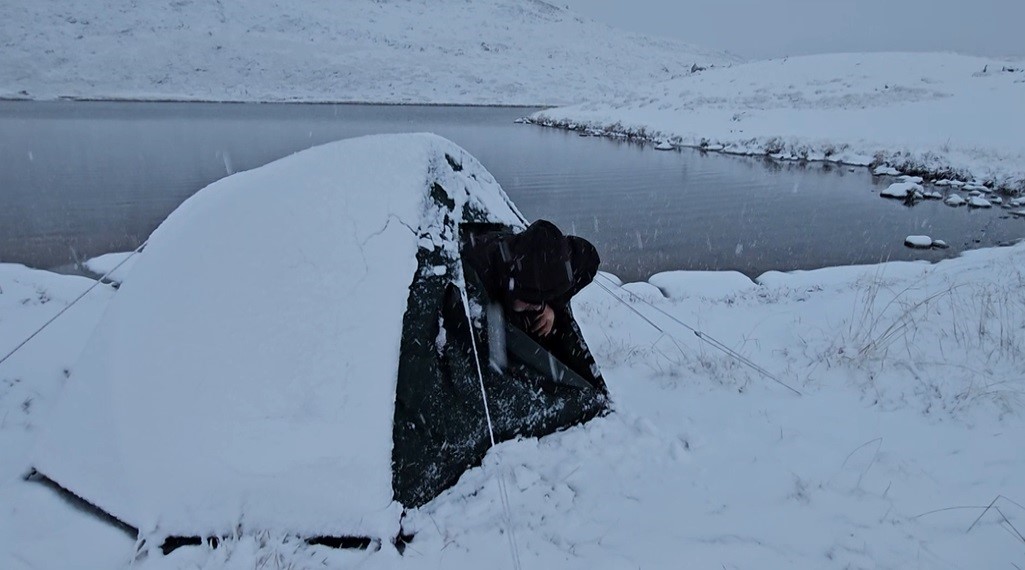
[561, 0, 1025, 61]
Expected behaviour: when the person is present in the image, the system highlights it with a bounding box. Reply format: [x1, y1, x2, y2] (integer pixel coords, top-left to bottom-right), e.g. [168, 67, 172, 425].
[463, 219, 599, 340]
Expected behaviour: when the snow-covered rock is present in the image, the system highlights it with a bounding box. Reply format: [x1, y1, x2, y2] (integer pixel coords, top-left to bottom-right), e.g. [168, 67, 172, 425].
[968, 196, 993, 208]
[83, 251, 137, 284]
[881, 182, 923, 198]
[990, 196, 1003, 205]
[964, 184, 990, 192]
[0, 0, 736, 105]
[32, 133, 525, 542]
[904, 235, 933, 249]
[897, 175, 924, 184]
[648, 270, 756, 299]
[873, 165, 901, 176]
[1012, 209, 1025, 218]
[1010, 197, 1025, 207]
[932, 239, 949, 249]
[934, 179, 954, 186]
[653, 141, 675, 151]
[945, 194, 967, 206]
[923, 191, 943, 200]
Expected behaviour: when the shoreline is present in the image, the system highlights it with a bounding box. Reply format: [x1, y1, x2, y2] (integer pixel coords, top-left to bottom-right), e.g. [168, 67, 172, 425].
[529, 53, 1025, 195]
[525, 115, 1025, 196]
[0, 96, 546, 110]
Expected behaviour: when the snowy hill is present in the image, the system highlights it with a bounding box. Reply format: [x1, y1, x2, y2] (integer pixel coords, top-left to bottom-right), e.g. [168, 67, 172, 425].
[0, 0, 736, 105]
[531, 53, 1025, 192]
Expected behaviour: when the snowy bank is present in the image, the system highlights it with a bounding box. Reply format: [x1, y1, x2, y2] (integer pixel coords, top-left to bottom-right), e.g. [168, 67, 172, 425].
[530, 53, 1025, 192]
[2, 239, 1024, 568]
[0, 0, 735, 106]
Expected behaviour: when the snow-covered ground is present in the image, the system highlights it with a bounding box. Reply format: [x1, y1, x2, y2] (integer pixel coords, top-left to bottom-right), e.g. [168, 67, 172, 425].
[0, 0, 734, 106]
[530, 53, 1025, 192]
[2, 239, 1023, 569]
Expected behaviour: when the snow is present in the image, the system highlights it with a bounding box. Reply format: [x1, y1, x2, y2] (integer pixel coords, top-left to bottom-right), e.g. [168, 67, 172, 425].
[0, 16, 1022, 565]
[0, 265, 134, 569]
[945, 194, 967, 206]
[880, 181, 922, 198]
[30, 133, 524, 542]
[968, 196, 993, 208]
[648, 270, 756, 299]
[83, 251, 137, 284]
[0, 0, 735, 106]
[3, 224, 1025, 569]
[904, 235, 933, 248]
[653, 141, 675, 151]
[896, 175, 924, 184]
[530, 53, 1025, 192]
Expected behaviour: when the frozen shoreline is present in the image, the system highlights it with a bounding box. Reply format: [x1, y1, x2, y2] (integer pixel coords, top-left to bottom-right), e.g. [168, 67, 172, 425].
[530, 53, 1025, 193]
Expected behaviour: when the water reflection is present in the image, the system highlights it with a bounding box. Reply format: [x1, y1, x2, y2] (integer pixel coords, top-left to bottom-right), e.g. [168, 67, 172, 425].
[1, 101, 1022, 282]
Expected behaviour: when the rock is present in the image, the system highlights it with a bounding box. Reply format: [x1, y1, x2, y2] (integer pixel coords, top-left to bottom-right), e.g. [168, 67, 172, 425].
[923, 191, 943, 199]
[1012, 210, 1025, 218]
[964, 184, 989, 192]
[949, 180, 966, 187]
[1009, 197, 1025, 207]
[932, 239, 949, 249]
[654, 141, 674, 151]
[969, 190, 983, 197]
[897, 175, 924, 184]
[990, 196, 1003, 205]
[944, 194, 966, 206]
[905, 235, 933, 248]
[934, 179, 954, 186]
[705, 143, 725, 151]
[873, 165, 901, 176]
[968, 196, 992, 208]
[881, 182, 923, 198]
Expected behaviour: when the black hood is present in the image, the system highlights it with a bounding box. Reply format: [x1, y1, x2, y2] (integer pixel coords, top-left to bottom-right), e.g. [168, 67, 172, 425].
[506, 220, 574, 304]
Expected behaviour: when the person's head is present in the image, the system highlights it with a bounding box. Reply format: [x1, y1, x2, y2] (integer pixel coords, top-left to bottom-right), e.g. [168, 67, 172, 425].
[504, 220, 597, 305]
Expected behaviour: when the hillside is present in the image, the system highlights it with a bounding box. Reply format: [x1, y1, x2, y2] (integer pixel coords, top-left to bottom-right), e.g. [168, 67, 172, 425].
[0, 0, 736, 105]
[531, 53, 1025, 191]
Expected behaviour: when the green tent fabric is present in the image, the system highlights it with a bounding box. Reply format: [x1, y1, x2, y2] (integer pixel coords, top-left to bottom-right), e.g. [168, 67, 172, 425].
[392, 215, 610, 508]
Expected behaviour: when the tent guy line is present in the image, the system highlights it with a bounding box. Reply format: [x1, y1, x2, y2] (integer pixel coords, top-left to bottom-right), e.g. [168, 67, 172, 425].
[593, 274, 802, 396]
[0, 241, 148, 369]
[459, 283, 525, 570]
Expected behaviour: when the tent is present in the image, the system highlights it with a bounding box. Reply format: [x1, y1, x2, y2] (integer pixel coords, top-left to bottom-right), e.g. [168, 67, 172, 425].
[32, 133, 609, 552]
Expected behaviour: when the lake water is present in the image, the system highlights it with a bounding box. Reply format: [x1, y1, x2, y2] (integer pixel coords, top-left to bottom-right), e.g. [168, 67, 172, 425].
[1, 101, 1022, 283]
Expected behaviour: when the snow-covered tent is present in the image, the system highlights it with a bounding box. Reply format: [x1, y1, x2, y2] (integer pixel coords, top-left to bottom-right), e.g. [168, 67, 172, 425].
[32, 134, 608, 551]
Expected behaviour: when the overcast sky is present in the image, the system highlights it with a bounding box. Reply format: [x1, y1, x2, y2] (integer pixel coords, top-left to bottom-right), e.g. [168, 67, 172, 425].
[561, 0, 1025, 60]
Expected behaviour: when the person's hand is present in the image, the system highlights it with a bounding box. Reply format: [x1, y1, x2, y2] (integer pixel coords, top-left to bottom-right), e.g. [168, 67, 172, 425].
[530, 304, 556, 337]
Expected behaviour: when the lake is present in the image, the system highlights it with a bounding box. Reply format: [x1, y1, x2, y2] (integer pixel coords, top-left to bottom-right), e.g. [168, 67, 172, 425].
[1, 101, 1022, 282]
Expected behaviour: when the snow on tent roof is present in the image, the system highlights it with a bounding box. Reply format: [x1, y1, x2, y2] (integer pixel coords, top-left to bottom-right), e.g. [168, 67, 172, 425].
[31, 134, 528, 540]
